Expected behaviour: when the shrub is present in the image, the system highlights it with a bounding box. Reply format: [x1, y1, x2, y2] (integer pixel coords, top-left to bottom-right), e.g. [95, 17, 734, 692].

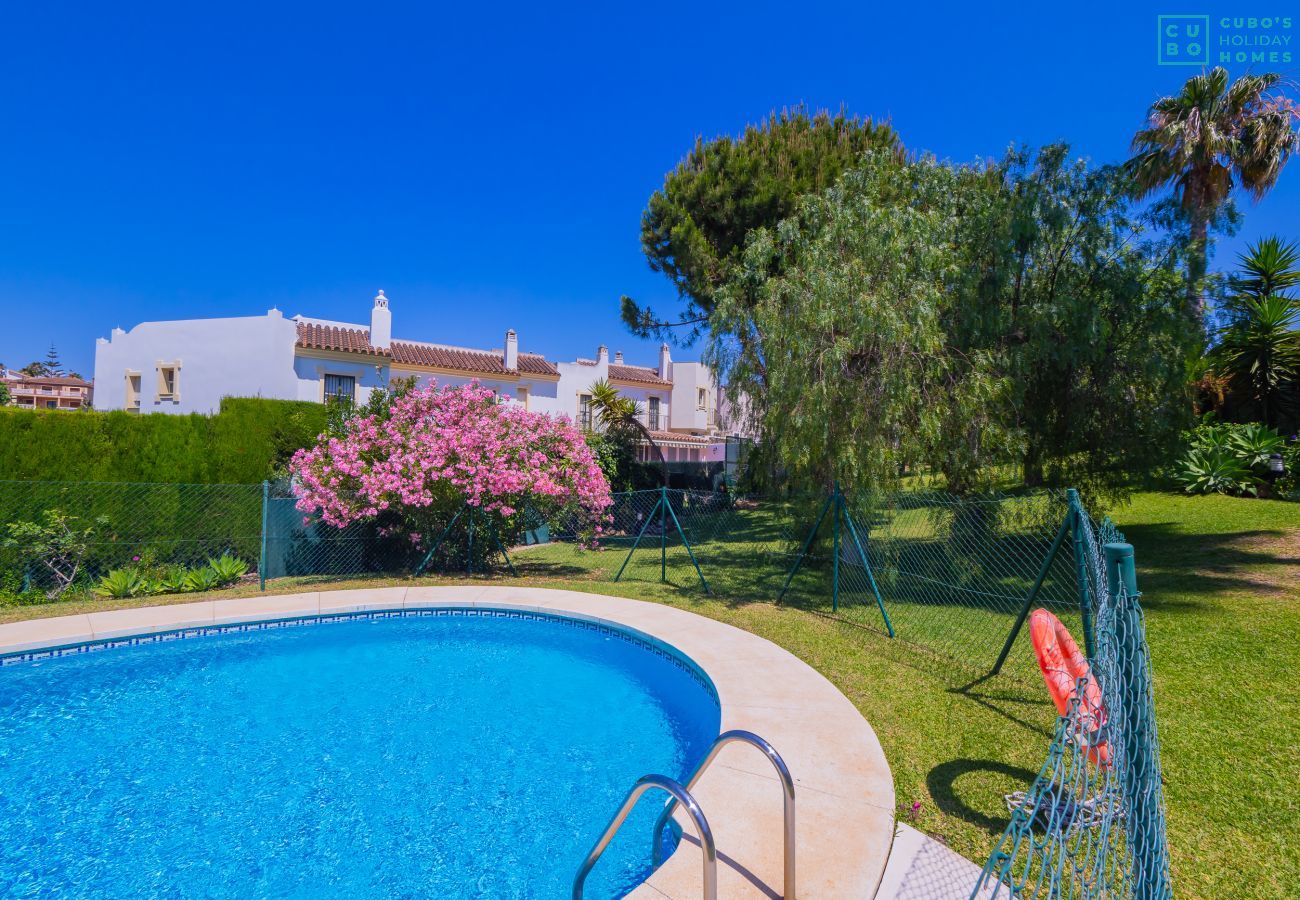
[0, 397, 328, 484]
[290, 382, 613, 551]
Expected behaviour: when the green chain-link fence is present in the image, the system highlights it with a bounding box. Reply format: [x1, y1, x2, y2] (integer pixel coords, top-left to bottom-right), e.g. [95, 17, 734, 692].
[0, 478, 1170, 897]
[971, 509, 1171, 899]
[0, 480, 262, 596]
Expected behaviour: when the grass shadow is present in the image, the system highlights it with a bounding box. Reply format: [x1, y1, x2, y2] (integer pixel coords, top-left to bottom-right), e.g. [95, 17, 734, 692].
[926, 758, 1040, 835]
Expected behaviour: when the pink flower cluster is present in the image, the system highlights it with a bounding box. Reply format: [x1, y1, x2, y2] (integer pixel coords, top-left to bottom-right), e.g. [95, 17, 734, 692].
[290, 382, 612, 538]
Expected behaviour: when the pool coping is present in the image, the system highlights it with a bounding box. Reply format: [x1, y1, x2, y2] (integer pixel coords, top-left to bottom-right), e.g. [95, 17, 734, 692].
[0, 586, 896, 899]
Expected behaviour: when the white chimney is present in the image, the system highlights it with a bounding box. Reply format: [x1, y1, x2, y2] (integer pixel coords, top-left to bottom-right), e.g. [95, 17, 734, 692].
[597, 345, 609, 365]
[370, 290, 392, 349]
[658, 342, 671, 380]
[504, 329, 518, 372]
[614, 351, 624, 364]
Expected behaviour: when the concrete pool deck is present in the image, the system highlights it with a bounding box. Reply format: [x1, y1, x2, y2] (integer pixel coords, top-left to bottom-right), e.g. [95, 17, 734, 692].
[0, 585, 901, 898]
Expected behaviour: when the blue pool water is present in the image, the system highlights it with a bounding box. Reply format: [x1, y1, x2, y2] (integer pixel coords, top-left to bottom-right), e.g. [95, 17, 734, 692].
[0, 610, 720, 898]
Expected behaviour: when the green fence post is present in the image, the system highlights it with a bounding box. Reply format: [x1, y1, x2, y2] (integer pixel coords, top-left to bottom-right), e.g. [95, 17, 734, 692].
[989, 510, 1072, 676]
[258, 480, 269, 591]
[413, 507, 464, 577]
[1104, 542, 1170, 900]
[1068, 489, 1097, 661]
[660, 486, 667, 583]
[466, 506, 475, 575]
[843, 506, 894, 637]
[777, 491, 834, 603]
[664, 494, 709, 593]
[489, 519, 518, 577]
[831, 486, 842, 613]
[614, 493, 662, 582]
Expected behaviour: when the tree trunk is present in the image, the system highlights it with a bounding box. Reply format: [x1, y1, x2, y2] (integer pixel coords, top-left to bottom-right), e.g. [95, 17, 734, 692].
[1023, 445, 1045, 488]
[1188, 206, 1208, 327]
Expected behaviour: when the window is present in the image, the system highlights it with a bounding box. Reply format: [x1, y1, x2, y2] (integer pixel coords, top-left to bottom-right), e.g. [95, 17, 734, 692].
[125, 372, 142, 410]
[156, 361, 181, 402]
[697, 388, 707, 410]
[647, 397, 661, 431]
[44, 400, 57, 409]
[578, 393, 592, 430]
[516, 386, 529, 409]
[324, 373, 356, 406]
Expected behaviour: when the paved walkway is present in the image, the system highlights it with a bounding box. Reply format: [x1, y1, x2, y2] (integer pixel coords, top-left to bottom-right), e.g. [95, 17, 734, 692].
[875, 823, 993, 900]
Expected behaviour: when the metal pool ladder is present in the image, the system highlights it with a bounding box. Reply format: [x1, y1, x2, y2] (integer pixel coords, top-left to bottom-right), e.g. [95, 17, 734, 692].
[571, 730, 796, 900]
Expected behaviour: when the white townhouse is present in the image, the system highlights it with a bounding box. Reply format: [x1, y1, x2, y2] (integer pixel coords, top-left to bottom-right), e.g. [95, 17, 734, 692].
[93, 291, 739, 462]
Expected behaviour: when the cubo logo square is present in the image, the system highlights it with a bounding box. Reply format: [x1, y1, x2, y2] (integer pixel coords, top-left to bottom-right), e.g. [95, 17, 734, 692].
[1158, 15, 1210, 64]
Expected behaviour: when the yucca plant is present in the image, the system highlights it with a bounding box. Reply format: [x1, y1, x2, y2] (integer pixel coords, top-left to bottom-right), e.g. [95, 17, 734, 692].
[94, 567, 145, 599]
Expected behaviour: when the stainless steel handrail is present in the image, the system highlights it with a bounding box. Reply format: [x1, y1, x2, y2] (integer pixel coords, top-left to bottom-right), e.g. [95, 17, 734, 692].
[652, 729, 796, 899]
[572, 774, 716, 900]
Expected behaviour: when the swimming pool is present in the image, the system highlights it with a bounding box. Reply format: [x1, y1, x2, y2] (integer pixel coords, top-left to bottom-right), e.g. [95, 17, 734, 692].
[0, 609, 721, 898]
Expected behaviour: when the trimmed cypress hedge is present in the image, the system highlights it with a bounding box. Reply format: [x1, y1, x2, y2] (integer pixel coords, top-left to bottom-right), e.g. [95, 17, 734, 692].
[0, 398, 329, 484]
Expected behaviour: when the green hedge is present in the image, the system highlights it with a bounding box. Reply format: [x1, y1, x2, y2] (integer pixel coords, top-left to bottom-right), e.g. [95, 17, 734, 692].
[0, 398, 329, 484]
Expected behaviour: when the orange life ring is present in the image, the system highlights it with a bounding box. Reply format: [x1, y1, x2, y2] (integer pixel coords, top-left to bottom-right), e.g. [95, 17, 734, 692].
[1030, 609, 1111, 768]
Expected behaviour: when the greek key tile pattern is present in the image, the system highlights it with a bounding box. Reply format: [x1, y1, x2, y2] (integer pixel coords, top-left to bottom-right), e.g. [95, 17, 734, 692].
[0, 607, 719, 703]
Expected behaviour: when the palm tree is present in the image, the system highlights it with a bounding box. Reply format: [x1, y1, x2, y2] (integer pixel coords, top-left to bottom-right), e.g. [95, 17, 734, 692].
[1127, 68, 1298, 320]
[587, 379, 669, 485]
[1213, 242, 1300, 429]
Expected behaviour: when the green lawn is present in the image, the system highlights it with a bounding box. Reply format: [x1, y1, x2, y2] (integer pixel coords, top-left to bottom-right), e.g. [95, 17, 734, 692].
[1, 490, 1294, 897]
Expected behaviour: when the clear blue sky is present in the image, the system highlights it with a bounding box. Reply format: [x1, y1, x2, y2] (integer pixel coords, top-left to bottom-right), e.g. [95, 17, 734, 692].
[1, 1, 1295, 377]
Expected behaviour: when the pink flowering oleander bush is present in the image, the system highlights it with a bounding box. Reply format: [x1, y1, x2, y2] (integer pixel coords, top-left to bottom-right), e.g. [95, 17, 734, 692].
[290, 382, 613, 559]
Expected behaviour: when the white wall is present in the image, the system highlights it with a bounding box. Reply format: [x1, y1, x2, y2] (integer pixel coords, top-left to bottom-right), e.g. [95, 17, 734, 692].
[552, 355, 674, 429]
[393, 368, 561, 411]
[294, 353, 391, 406]
[669, 362, 716, 433]
[93, 310, 299, 414]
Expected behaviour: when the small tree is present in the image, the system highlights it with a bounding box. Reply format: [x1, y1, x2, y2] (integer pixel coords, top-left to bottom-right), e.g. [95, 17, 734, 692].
[42, 344, 64, 376]
[1, 510, 107, 599]
[1213, 238, 1300, 429]
[587, 379, 668, 486]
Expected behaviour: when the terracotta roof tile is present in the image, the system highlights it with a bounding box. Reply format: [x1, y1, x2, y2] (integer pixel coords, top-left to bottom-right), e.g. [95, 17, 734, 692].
[295, 322, 559, 376]
[4, 375, 92, 387]
[296, 322, 389, 356]
[609, 364, 671, 386]
[390, 342, 558, 377]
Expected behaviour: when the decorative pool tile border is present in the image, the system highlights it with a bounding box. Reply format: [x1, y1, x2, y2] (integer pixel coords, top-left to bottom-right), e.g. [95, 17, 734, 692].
[0, 607, 719, 704]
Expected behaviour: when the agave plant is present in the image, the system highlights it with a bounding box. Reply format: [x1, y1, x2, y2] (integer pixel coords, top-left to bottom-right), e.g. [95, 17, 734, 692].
[94, 567, 145, 599]
[182, 565, 224, 593]
[1175, 448, 1261, 496]
[156, 567, 189, 595]
[206, 554, 247, 587]
[1188, 422, 1236, 452]
[1227, 423, 1287, 469]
